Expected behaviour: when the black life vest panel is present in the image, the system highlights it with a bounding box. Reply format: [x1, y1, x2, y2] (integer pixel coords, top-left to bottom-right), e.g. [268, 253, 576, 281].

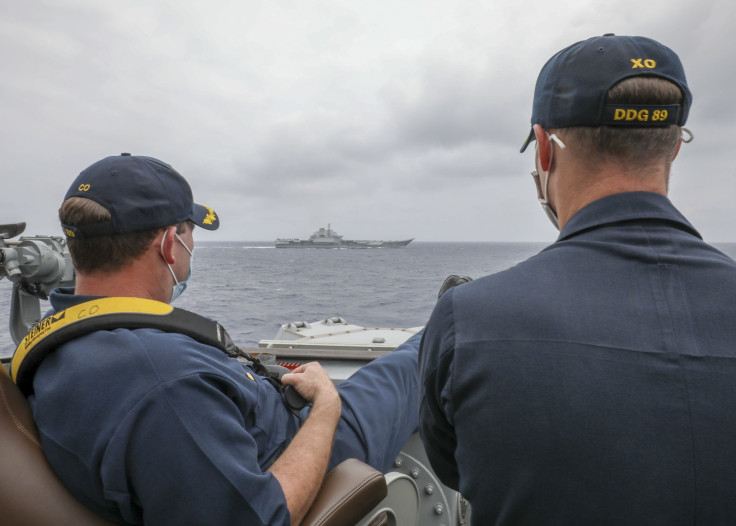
[11, 297, 306, 411]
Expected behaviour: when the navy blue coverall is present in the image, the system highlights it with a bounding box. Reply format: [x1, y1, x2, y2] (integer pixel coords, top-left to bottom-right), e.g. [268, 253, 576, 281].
[419, 192, 736, 525]
[30, 290, 420, 526]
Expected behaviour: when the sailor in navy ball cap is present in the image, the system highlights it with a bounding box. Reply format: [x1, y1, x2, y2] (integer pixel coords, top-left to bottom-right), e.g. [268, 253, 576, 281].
[517, 33, 693, 229]
[61, 153, 219, 239]
[40, 151, 423, 526]
[419, 34, 736, 526]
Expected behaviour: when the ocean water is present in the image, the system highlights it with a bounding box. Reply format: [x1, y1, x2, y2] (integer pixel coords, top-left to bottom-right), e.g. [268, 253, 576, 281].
[0, 242, 544, 358]
[2, 240, 736, 359]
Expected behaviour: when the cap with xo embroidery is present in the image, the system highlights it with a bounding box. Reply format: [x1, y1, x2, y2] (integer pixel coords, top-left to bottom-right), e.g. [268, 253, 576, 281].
[520, 34, 692, 152]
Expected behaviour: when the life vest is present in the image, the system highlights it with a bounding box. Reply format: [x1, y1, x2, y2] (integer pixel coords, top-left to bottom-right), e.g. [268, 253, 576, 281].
[10, 297, 306, 410]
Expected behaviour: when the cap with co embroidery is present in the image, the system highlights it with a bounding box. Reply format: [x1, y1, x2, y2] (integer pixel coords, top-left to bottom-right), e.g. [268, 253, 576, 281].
[61, 154, 219, 239]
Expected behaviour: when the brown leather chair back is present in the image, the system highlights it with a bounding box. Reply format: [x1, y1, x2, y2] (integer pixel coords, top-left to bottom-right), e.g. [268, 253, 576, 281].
[0, 366, 115, 526]
[302, 458, 388, 526]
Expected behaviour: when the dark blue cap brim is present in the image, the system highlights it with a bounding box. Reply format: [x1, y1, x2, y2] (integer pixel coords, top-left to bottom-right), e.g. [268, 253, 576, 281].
[520, 128, 535, 153]
[190, 203, 219, 230]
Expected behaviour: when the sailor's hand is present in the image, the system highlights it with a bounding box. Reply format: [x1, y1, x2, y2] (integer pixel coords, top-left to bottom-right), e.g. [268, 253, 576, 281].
[281, 362, 341, 411]
[270, 362, 341, 524]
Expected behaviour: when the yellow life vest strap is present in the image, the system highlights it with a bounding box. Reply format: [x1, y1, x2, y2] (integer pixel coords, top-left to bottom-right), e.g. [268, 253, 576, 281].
[11, 297, 241, 396]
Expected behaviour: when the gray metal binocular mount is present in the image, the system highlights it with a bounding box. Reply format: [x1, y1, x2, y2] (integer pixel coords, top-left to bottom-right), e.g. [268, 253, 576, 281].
[0, 223, 75, 345]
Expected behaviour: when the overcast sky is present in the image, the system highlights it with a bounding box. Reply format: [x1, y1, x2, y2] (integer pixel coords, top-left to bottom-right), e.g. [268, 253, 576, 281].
[0, 0, 733, 243]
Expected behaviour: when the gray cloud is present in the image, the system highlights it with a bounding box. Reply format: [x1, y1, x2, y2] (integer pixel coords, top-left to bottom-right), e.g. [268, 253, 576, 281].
[0, 0, 733, 243]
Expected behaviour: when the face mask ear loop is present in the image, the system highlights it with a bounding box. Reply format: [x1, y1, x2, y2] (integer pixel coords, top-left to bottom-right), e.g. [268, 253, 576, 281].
[681, 127, 694, 143]
[548, 133, 566, 150]
[174, 233, 193, 258]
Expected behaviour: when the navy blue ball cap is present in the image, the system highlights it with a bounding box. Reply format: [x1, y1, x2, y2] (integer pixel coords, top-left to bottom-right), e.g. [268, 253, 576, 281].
[520, 34, 692, 152]
[61, 154, 220, 238]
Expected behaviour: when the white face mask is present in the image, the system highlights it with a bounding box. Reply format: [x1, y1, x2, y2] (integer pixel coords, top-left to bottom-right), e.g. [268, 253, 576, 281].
[530, 133, 566, 230]
[161, 232, 193, 303]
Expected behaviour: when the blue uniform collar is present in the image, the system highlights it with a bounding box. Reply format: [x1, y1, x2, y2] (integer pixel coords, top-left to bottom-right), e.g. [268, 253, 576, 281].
[558, 192, 701, 242]
[48, 287, 104, 313]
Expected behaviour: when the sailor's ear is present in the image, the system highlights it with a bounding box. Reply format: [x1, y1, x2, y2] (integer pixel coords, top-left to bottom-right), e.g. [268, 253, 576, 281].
[159, 226, 178, 264]
[533, 124, 552, 172]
